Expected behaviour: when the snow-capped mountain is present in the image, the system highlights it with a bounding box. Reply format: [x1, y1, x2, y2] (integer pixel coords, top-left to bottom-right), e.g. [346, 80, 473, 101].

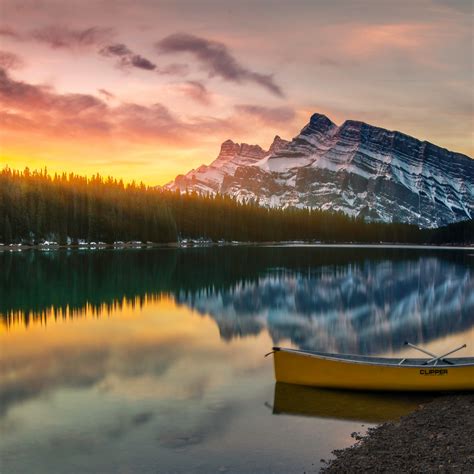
[170, 136, 289, 195]
[166, 113, 474, 227]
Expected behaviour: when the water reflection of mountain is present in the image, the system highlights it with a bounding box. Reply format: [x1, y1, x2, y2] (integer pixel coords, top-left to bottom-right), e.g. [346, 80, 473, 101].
[1, 247, 472, 352]
[176, 258, 474, 353]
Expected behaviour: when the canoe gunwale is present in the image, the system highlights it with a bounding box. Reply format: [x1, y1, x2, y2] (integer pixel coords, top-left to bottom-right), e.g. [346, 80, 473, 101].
[272, 347, 474, 368]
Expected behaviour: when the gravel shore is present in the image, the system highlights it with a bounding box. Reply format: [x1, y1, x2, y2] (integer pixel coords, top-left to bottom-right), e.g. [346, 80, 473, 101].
[322, 393, 474, 473]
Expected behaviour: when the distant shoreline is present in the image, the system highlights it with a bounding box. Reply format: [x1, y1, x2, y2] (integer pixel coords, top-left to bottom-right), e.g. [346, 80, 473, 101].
[1, 241, 473, 251]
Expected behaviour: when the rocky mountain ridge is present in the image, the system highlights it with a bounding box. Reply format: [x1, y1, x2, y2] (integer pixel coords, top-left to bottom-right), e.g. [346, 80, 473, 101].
[166, 113, 473, 227]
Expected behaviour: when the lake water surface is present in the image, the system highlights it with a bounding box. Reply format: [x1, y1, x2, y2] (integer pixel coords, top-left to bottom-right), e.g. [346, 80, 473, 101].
[1, 247, 473, 473]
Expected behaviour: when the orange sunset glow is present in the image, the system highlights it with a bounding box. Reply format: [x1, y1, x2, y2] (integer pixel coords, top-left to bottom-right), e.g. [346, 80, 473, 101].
[0, 0, 472, 184]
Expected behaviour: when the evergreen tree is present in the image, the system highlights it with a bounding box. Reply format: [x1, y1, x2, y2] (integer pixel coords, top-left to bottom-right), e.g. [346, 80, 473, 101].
[4, 215, 12, 244]
[0, 166, 471, 246]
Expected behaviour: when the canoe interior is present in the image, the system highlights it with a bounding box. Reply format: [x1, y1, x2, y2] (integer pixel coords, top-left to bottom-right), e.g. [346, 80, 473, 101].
[273, 347, 474, 367]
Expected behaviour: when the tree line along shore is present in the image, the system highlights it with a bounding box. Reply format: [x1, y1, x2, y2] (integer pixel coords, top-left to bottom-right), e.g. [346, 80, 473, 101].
[1, 167, 472, 245]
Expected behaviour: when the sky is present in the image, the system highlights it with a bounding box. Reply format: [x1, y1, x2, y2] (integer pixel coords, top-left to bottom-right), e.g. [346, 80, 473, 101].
[0, 0, 472, 185]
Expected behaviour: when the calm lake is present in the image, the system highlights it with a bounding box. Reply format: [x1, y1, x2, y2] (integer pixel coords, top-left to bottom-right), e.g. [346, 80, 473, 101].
[1, 246, 473, 473]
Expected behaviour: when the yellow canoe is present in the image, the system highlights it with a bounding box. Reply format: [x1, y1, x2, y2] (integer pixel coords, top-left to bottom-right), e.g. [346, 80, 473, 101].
[271, 347, 474, 391]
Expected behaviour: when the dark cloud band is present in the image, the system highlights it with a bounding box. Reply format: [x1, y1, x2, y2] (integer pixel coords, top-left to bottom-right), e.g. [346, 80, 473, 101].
[100, 42, 157, 71]
[156, 33, 284, 97]
[32, 26, 114, 49]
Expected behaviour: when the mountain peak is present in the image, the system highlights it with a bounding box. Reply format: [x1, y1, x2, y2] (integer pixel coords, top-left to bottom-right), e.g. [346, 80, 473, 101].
[340, 118, 365, 128]
[301, 113, 337, 136]
[269, 135, 289, 154]
[216, 139, 241, 163]
[206, 139, 267, 171]
[309, 112, 332, 123]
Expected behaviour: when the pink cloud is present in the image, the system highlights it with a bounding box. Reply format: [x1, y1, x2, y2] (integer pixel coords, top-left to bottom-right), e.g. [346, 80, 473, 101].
[234, 104, 295, 126]
[315, 22, 446, 69]
[0, 67, 245, 145]
[0, 50, 24, 70]
[176, 81, 212, 105]
[342, 23, 437, 57]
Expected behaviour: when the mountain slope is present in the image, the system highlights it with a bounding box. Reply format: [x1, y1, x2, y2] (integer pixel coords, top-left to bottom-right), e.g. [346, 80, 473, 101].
[170, 136, 288, 195]
[166, 113, 473, 228]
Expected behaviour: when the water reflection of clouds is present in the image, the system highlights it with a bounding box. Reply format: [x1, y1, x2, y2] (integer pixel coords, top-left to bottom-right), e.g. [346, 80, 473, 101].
[157, 402, 239, 450]
[0, 303, 278, 473]
[0, 305, 269, 419]
[1, 249, 472, 473]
